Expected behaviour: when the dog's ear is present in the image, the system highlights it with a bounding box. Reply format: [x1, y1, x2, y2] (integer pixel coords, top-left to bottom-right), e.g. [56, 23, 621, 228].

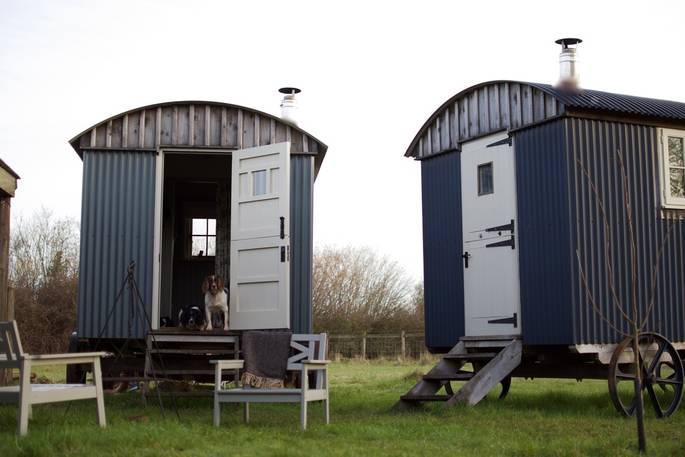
[201, 277, 209, 294]
[217, 276, 224, 291]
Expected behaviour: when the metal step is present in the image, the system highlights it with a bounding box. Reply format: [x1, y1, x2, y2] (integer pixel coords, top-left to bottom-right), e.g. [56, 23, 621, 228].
[443, 352, 498, 361]
[400, 394, 450, 402]
[422, 371, 474, 381]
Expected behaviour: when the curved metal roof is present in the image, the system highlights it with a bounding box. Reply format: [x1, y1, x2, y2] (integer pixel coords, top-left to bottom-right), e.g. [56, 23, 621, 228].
[529, 82, 685, 120]
[406, 80, 685, 159]
[69, 100, 328, 169]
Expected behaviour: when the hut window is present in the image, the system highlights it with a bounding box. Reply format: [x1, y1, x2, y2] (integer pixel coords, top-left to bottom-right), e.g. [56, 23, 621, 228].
[661, 129, 685, 208]
[478, 162, 494, 196]
[191, 218, 216, 257]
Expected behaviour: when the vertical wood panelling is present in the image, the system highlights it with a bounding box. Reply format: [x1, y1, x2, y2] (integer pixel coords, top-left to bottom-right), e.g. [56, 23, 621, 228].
[71, 103, 326, 157]
[449, 102, 459, 148]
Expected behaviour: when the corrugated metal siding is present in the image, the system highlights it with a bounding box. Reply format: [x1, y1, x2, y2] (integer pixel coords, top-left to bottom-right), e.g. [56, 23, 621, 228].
[78, 151, 156, 339]
[290, 155, 314, 333]
[514, 120, 574, 345]
[566, 118, 685, 344]
[421, 152, 464, 350]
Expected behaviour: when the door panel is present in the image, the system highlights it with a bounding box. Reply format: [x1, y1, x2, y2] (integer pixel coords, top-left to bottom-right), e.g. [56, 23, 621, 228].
[230, 142, 290, 330]
[461, 133, 521, 336]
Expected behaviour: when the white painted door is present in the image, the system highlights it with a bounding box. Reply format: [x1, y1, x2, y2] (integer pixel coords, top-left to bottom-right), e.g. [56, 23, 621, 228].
[230, 142, 290, 330]
[461, 132, 521, 336]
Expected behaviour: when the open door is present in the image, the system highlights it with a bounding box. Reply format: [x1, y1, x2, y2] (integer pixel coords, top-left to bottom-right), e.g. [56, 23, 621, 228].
[230, 142, 290, 329]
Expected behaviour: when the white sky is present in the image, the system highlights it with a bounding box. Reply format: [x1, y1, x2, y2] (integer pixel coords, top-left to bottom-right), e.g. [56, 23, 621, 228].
[1, 0, 684, 281]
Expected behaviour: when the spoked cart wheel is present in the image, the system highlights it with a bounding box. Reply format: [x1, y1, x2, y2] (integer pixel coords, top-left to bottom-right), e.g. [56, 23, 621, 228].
[608, 332, 684, 418]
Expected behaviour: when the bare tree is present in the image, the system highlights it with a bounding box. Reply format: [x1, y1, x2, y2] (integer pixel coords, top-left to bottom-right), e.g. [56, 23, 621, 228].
[10, 208, 79, 353]
[577, 150, 681, 453]
[313, 246, 422, 334]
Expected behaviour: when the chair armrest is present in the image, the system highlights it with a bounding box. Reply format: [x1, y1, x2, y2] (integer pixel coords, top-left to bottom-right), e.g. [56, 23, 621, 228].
[27, 352, 108, 366]
[302, 360, 330, 370]
[302, 360, 330, 365]
[210, 359, 244, 370]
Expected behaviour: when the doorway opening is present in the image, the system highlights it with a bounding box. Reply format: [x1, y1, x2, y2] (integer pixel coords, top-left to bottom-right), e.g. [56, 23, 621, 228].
[159, 153, 231, 323]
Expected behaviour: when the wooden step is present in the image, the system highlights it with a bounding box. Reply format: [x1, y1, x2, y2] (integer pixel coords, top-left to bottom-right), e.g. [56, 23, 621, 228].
[400, 394, 451, 402]
[148, 349, 238, 355]
[443, 352, 498, 360]
[422, 371, 474, 381]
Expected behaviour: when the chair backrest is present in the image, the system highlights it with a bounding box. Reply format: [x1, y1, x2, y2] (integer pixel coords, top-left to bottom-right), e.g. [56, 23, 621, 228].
[0, 320, 25, 368]
[287, 333, 327, 371]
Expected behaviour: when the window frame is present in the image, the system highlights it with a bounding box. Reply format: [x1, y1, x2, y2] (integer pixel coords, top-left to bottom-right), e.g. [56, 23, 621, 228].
[477, 162, 494, 196]
[659, 128, 685, 209]
[189, 217, 217, 258]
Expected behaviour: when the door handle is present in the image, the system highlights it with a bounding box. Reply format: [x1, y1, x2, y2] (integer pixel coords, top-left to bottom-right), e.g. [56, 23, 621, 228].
[280, 216, 285, 239]
[462, 251, 471, 268]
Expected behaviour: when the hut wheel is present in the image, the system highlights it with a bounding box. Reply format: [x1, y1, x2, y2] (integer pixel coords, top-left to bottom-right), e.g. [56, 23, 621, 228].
[608, 332, 684, 418]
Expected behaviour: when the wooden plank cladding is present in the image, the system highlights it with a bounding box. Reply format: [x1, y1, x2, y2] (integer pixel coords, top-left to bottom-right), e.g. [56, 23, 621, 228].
[406, 81, 565, 159]
[70, 101, 327, 157]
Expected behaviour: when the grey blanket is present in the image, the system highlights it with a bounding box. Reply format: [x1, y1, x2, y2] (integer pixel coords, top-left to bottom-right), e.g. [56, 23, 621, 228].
[241, 330, 292, 388]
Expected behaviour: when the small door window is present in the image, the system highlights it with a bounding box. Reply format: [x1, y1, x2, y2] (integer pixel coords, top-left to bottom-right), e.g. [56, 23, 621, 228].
[253, 169, 267, 196]
[660, 129, 685, 208]
[478, 162, 494, 196]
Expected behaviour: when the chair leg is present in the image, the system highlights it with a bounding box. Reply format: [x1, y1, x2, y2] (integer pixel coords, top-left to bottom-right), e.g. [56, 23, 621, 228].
[213, 396, 220, 427]
[28, 405, 33, 420]
[300, 397, 307, 431]
[93, 359, 106, 428]
[324, 397, 330, 425]
[18, 365, 31, 436]
[243, 403, 250, 423]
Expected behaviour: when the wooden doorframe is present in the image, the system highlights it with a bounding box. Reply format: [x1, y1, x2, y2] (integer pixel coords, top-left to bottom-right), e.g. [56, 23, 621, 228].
[151, 147, 234, 330]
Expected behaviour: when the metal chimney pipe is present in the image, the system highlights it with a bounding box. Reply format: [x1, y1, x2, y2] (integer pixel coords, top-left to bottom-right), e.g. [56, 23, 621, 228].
[279, 87, 301, 126]
[555, 38, 582, 89]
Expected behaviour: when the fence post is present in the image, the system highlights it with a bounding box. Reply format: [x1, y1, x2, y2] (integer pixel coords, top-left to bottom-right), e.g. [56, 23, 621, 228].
[401, 331, 406, 360]
[361, 332, 367, 360]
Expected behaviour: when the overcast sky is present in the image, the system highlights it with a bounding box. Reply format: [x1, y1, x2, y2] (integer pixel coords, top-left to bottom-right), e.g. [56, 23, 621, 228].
[1, 0, 684, 281]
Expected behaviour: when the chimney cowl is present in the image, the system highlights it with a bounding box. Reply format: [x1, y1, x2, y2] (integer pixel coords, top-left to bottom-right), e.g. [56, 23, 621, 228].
[555, 38, 582, 90]
[279, 87, 301, 126]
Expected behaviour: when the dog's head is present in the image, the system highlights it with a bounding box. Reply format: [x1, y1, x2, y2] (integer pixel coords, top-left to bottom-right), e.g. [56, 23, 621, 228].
[202, 275, 224, 296]
[178, 306, 205, 331]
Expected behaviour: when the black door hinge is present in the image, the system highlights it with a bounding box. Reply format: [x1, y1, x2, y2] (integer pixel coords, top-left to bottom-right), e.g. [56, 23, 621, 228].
[488, 313, 517, 328]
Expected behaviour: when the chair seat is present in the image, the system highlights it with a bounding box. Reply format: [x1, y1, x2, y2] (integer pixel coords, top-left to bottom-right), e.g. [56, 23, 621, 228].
[216, 387, 327, 403]
[0, 384, 88, 393]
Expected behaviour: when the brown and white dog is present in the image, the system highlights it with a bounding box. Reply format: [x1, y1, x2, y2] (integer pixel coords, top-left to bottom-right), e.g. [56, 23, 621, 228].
[202, 275, 229, 331]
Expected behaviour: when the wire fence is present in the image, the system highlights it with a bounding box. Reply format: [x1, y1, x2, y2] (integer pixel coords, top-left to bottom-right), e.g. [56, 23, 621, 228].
[328, 332, 432, 360]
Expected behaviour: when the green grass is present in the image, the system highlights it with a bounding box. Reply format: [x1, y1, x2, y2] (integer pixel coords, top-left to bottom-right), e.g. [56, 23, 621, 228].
[1, 360, 684, 456]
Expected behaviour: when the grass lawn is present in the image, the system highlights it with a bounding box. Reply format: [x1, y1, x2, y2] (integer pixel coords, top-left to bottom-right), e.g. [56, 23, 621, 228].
[1, 360, 684, 456]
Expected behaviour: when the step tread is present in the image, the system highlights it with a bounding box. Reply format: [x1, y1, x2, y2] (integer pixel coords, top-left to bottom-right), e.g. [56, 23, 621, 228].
[443, 352, 498, 360]
[400, 394, 451, 402]
[422, 371, 474, 381]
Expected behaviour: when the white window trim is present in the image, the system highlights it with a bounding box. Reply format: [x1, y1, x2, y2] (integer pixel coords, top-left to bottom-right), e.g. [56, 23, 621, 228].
[659, 128, 685, 209]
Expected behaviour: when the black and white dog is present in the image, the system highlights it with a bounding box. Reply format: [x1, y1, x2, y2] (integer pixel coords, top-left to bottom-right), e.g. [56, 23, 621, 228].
[202, 275, 229, 331]
[178, 306, 205, 331]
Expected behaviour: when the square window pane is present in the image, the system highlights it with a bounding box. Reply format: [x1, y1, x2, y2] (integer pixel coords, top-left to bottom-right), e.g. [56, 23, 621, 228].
[478, 163, 494, 196]
[253, 169, 267, 196]
[192, 236, 207, 256]
[668, 136, 684, 167]
[670, 168, 685, 198]
[192, 218, 207, 235]
[207, 219, 216, 236]
[207, 236, 216, 256]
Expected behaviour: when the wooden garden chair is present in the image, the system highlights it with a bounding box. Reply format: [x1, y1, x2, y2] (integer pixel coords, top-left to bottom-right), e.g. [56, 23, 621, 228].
[0, 320, 107, 435]
[212, 333, 330, 431]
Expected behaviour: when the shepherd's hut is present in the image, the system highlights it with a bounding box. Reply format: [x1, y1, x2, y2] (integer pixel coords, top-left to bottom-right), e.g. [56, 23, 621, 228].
[399, 40, 685, 416]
